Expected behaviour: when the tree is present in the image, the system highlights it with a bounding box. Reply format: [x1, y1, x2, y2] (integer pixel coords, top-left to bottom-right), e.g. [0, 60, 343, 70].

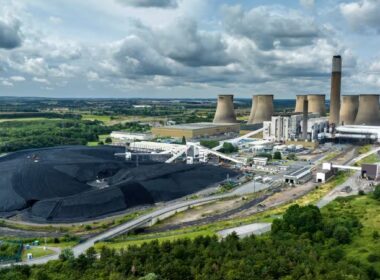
[59, 248, 74, 261]
[181, 136, 187, 145]
[287, 153, 297, 161]
[221, 142, 238, 154]
[272, 204, 323, 235]
[273, 151, 282, 160]
[105, 137, 112, 144]
[373, 185, 380, 200]
[333, 225, 351, 244]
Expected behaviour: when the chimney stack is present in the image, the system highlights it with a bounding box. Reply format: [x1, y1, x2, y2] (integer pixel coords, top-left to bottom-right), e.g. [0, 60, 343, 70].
[302, 99, 308, 140]
[329, 55, 342, 125]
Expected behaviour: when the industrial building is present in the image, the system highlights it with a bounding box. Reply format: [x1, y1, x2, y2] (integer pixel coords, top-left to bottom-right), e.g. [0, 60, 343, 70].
[151, 122, 240, 140]
[361, 164, 380, 180]
[318, 125, 380, 143]
[283, 167, 312, 184]
[110, 131, 153, 142]
[263, 113, 321, 141]
[213, 95, 238, 124]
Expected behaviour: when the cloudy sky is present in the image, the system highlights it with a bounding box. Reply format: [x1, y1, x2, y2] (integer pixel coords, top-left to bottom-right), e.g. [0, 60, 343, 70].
[0, 0, 380, 98]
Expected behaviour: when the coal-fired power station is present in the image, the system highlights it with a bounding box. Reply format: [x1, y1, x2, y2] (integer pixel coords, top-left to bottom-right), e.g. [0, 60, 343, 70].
[329, 56, 342, 125]
[340, 95, 359, 125]
[247, 95, 258, 124]
[294, 95, 307, 113]
[307, 94, 326, 116]
[354, 95, 380, 126]
[213, 95, 238, 124]
[247, 95, 274, 124]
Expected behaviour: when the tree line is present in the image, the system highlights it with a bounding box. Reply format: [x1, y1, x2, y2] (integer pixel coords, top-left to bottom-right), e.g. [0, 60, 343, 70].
[0, 204, 377, 280]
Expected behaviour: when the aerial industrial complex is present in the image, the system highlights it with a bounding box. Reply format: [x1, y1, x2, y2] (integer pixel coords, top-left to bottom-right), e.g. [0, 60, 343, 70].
[1, 54, 380, 266]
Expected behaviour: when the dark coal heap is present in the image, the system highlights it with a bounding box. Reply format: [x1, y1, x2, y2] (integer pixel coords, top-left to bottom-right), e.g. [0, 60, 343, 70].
[0, 146, 236, 222]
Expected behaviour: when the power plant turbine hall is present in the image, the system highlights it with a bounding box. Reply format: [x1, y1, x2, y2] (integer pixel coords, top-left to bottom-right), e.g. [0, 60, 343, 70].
[340, 95, 359, 125]
[329, 56, 342, 125]
[354, 94, 380, 126]
[248, 95, 274, 124]
[307, 94, 326, 116]
[213, 95, 238, 124]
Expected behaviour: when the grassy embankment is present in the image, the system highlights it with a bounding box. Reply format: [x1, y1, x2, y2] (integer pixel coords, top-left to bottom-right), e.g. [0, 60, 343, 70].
[322, 195, 380, 275]
[96, 171, 353, 249]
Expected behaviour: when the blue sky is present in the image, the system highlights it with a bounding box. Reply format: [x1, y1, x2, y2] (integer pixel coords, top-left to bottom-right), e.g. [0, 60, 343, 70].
[0, 0, 380, 98]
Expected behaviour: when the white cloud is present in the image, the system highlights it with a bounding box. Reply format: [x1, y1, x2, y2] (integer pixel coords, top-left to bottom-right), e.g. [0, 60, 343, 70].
[86, 71, 100, 81]
[116, 0, 178, 8]
[300, 0, 315, 8]
[49, 16, 62, 24]
[340, 0, 380, 33]
[33, 77, 50, 84]
[2, 80, 13, 87]
[10, 76, 25, 81]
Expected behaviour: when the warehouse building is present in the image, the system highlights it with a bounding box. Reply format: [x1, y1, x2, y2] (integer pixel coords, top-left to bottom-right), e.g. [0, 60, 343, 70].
[283, 167, 312, 184]
[152, 122, 240, 140]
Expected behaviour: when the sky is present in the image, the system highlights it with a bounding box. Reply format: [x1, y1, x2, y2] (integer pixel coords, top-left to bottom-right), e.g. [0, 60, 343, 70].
[0, 0, 380, 99]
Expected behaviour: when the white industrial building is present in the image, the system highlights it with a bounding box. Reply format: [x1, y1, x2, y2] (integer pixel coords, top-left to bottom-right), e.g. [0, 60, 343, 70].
[318, 125, 380, 143]
[263, 114, 321, 141]
[110, 131, 153, 142]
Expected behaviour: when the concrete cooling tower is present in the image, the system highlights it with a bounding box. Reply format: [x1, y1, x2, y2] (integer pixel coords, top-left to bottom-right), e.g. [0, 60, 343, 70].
[294, 95, 307, 113]
[354, 95, 380, 125]
[329, 56, 342, 125]
[340, 95, 359, 125]
[247, 95, 258, 124]
[213, 94, 238, 123]
[307, 94, 326, 116]
[248, 95, 274, 124]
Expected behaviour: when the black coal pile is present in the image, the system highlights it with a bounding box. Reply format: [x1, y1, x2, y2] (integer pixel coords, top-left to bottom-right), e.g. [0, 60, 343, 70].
[0, 146, 236, 222]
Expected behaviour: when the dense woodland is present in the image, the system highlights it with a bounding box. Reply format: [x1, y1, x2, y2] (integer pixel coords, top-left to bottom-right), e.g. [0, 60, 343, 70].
[0, 203, 378, 280]
[0, 119, 149, 153]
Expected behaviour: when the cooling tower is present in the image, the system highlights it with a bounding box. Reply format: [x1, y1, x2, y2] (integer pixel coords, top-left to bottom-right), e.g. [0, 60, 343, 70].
[329, 56, 342, 125]
[294, 95, 307, 113]
[248, 95, 274, 124]
[340, 95, 359, 125]
[307, 94, 326, 116]
[354, 95, 380, 125]
[247, 95, 258, 124]
[213, 94, 238, 123]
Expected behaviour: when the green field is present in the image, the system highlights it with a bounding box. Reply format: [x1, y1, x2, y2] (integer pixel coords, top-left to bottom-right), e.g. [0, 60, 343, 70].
[22, 246, 55, 261]
[82, 114, 111, 122]
[322, 195, 380, 274]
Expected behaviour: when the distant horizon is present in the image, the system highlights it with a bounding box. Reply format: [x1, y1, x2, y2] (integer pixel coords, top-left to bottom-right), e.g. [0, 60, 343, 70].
[1, 1, 380, 98]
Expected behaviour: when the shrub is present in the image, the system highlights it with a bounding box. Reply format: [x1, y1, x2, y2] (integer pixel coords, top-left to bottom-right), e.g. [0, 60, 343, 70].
[273, 151, 282, 160]
[373, 185, 380, 200]
[333, 226, 351, 244]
